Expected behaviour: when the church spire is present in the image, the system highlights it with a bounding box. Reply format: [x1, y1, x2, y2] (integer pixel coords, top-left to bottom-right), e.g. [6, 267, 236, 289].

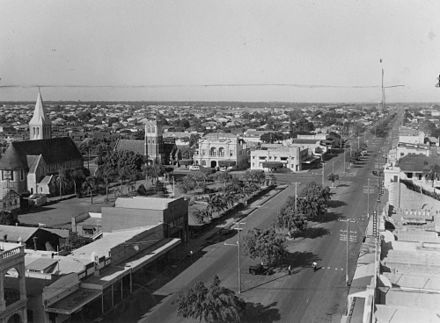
[29, 91, 52, 140]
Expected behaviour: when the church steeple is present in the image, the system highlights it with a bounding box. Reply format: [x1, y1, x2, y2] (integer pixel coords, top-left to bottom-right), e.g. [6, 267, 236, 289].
[29, 91, 51, 140]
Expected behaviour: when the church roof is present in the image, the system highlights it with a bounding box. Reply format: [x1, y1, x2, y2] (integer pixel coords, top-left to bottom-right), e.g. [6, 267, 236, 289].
[115, 139, 145, 156]
[0, 137, 82, 170]
[29, 92, 51, 125]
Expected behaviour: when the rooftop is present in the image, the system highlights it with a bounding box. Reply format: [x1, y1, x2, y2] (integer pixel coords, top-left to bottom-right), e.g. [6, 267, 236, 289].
[71, 225, 157, 260]
[115, 196, 182, 210]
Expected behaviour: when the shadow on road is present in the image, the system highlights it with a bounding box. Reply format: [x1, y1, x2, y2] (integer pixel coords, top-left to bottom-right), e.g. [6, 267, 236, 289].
[316, 211, 342, 222]
[105, 289, 168, 322]
[285, 251, 320, 269]
[203, 228, 238, 247]
[328, 200, 347, 208]
[296, 227, 329, 239]
[242, 301, 281, 323]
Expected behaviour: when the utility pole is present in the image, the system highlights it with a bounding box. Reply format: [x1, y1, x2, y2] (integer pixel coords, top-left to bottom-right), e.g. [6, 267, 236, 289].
[322, 162, 325, 187]
[224, 222, 246, 293]
[343, 148, 346, 175]
[294, 182, 298, 211]
[367, 178, 370, 217]
[339, 218, 356, 286]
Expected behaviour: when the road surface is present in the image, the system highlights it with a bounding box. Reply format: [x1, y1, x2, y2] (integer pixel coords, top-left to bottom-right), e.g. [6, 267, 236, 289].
[129, 133, 389, 323]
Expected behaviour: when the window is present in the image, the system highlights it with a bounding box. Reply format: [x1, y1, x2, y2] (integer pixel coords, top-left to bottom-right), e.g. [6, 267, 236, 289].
[252, 156, 255, 159]
[20, 169, 24, 181]
[2, 170, 13, 181]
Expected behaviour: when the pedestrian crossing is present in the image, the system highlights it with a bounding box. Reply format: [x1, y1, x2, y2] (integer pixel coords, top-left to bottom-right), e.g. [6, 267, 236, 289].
[320, 266, 345, 271]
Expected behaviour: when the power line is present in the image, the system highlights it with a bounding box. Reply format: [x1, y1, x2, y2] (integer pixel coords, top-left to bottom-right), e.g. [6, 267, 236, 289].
[0, 83, 405, 89]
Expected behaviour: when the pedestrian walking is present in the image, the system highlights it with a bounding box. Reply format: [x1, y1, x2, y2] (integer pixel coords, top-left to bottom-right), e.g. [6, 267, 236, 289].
[287, 265, 292, 275]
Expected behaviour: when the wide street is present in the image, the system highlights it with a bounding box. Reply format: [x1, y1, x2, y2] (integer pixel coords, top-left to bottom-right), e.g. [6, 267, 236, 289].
[133, 133, 390, 323]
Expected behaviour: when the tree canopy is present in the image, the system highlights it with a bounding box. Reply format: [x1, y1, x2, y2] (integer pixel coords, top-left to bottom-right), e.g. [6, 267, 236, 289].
[276, 196, 307, 238]
[177, 275, 245, 323]
[260, 132, 284, 144]
[297, 182, 331, 221]
[244, 227, 287, 267]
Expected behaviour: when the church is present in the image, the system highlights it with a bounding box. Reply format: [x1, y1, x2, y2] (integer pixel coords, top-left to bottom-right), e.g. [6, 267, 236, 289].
[0, 92, 83, 208]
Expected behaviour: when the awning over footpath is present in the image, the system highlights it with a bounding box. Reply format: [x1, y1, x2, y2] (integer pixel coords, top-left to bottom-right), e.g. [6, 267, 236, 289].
[126, 238, 181, 271]
[46, 288, 101, 315]
[81, 238, 181, 289]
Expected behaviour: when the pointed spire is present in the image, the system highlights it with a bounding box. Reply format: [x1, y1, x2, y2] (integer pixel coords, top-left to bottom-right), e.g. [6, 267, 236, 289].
[29, 91, 51, 125]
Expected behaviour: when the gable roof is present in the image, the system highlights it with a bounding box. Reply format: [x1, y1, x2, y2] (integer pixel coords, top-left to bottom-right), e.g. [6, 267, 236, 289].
[115, 139, 145, 156]
[0, 225, 39, 242]
[27, 155, 43, 173]
[0, 137, 82, 170]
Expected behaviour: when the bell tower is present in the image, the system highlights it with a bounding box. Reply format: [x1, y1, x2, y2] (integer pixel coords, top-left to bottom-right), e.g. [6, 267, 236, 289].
[145, 119, 164, 164]
[29, 91, 51, 140]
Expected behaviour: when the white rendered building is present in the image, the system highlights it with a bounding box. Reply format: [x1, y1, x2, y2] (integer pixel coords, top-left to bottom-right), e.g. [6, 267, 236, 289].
[250, 146, 308, 172]
[193, 133, 248, 168]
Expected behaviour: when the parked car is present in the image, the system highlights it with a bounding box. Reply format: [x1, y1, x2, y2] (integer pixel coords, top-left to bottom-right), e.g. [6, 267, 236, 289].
[249, 264, 273, 275]
[189, 165, 200, 171]
[29, 194, 47, 207]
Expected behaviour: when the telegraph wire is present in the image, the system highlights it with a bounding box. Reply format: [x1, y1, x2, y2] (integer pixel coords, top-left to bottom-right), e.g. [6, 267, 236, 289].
[0, 83, 405, 89]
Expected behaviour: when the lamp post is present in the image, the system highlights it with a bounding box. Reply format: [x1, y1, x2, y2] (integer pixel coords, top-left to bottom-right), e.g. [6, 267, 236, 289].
[224, 222, 246, 293]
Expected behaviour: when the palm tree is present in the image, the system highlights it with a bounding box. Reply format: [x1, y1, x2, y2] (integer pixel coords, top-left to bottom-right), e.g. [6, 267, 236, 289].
[70, 168, 86, 196]
[177, 275, 244, 323]
[424, 164, 440, 187]
[56, 169, 71, 198]
[82, 176, 98, 204]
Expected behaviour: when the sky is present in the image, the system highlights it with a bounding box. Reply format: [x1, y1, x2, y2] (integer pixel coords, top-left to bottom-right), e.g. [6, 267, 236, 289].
[1, 0, 440, 102]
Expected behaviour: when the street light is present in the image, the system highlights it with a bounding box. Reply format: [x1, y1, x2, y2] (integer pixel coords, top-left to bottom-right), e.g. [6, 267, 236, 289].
[224, 222, 246, 293]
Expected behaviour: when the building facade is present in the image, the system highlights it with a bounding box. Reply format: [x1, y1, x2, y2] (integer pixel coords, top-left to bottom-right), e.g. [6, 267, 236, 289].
[193, 133, 248, 169]
[250, 146, 307, 172]
[0, 245, 27, 323]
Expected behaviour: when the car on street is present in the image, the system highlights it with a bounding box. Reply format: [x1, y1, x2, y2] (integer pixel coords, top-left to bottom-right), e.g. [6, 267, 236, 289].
[29, 194, 47, 207]
[189, 165, 200, 171]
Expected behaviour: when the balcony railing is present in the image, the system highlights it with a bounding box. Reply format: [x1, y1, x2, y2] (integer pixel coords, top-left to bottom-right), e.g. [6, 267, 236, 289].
[0, 246, 23, 260]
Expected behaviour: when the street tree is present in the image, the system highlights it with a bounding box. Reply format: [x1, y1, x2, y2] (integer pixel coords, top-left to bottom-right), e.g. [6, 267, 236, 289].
[297, 182, 331, 221]
[177, 275, 245, 323]
[244, 227, 287, 267]
[241, 170, 265, 185]
[276, 196, 307, 238]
